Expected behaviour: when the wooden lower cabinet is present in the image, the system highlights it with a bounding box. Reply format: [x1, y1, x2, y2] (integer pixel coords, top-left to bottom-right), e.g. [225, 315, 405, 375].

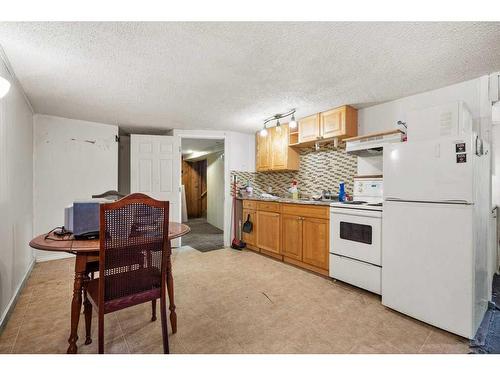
[281, 214, 303, 260]
[246, 199, 330, 276]
[256, 210, 280, 254]
[242, 208, 257, 250]
[302, 217, 329, 270]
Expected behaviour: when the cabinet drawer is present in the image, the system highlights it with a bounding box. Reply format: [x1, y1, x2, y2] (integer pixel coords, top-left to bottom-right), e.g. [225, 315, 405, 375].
[257, 201, 280, 213]
[281, 204, 329, 219]
[242, 200, 257, 210]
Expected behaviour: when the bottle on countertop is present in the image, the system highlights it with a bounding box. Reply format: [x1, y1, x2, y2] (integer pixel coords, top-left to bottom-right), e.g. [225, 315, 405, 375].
[289, 180, 299, 200]
[245, 180, 253, 196]
[338, 182, 346, 202]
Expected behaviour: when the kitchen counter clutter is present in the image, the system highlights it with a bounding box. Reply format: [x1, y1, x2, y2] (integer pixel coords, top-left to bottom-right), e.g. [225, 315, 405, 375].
[239, 198, 330, 276]
[237, 196, 333, 206]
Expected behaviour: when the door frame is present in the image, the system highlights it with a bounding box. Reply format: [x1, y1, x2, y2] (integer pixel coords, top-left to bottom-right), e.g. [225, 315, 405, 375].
[176, 131, 229, 246]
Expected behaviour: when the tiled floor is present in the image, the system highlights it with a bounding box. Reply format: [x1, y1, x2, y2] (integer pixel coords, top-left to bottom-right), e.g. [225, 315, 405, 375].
[0, 246, 470, 354]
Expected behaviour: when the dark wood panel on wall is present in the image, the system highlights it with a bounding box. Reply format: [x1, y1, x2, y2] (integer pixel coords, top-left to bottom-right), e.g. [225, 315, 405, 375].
[182, 159, 207, 218]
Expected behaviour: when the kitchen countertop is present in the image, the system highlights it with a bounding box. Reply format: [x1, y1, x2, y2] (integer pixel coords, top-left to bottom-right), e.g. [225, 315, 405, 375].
[237, 196, 335, 206]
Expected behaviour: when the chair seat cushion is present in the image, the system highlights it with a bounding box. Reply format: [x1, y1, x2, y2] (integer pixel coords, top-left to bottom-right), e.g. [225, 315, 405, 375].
[86, 268, 162, 314]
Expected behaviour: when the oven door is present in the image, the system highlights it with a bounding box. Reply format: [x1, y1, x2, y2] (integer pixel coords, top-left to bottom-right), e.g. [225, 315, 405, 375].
[330, 208, 381, 266]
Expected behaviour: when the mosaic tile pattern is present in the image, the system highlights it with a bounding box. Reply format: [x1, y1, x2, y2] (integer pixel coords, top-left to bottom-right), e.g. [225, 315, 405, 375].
[231, 143, 357, 198]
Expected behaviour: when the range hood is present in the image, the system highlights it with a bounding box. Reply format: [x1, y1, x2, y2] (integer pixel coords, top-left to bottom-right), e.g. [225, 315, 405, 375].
[345, 130, 403, 156]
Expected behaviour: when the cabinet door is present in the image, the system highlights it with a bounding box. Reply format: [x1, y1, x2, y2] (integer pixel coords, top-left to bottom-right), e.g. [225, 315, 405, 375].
[256, 133, 271, 171]
[320, 108, 344, 139]
[281, 214, 303, 260]
[271, 124, 288, 169]
[256, 211, 280, 254]
[242, 209, 257, 246]
[302, 217, 329, 270]
[298, 114, 320, 143]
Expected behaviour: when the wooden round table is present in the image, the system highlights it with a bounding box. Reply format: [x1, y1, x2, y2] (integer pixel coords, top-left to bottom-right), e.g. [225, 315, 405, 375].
[29, 222, 190, 354]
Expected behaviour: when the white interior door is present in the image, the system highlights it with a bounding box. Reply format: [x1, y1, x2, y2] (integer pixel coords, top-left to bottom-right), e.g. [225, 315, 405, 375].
[130, 134, 181, 246]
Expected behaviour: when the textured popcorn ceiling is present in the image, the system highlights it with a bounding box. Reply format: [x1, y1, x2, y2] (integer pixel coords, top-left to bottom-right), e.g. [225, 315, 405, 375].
[0, 22, 499, 133]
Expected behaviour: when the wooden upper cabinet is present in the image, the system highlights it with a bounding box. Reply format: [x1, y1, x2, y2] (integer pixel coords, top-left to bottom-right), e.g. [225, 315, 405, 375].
[271, 125, 287, 169]
[281, 214, 303, 260]
[256, 132, 271, 171]
[320, 108, 343, 138]
[320, 105, 358, 140]
[296, 105, 358, 146]
[256, 211, 280, 254]
[302, 217, 329, 270]
[298, 114, 321, 143]
[255, 124, 299, 172]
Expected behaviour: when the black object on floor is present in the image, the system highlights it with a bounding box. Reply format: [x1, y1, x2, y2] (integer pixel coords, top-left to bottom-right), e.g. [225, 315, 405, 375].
[470, 273, 500, 353]
[182, 218, 224, 252]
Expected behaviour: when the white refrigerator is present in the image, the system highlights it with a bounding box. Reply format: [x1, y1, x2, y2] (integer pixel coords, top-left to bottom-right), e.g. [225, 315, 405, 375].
[382, 102, 490, 338]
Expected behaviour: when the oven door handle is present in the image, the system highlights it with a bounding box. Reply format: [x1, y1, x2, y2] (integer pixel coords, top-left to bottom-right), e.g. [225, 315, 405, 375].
[330, 208, 381, 218]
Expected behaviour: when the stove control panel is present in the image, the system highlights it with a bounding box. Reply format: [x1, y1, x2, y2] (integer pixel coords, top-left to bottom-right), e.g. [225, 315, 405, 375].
[353, 178, 383, 200]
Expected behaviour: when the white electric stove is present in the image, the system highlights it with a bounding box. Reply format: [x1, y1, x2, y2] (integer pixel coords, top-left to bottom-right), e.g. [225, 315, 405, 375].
[329, 178, 383, 294]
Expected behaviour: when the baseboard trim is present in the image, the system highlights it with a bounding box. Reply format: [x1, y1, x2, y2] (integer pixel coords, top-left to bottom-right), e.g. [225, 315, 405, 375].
[36, 252, 74, 262]
[0, 257, 36, 334]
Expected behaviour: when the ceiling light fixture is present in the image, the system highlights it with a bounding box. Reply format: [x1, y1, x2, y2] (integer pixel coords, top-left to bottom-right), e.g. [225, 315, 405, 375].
[260, 109, 297, 136]
[0, 76, 11, 98]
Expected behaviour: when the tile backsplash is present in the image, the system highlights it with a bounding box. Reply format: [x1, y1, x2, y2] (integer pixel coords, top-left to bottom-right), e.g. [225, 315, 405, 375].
[231, 143, 357, 198]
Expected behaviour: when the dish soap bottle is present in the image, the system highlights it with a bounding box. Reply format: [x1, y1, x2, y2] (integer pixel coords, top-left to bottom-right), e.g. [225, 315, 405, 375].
[290, 180, 299, 200]
[338, 182, 346, 202]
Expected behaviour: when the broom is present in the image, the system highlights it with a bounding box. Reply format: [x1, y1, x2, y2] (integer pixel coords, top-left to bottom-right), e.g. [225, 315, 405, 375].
[230, 175, 246, 250]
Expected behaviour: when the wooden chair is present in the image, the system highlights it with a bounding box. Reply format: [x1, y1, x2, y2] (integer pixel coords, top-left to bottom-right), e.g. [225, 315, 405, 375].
[83, 193, 171, 354]
[86, 190, 126, 279]
[91, 190, 126, 199]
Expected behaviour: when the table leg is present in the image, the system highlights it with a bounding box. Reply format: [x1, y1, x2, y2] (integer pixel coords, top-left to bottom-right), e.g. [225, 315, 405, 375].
[166, 242, 177, 334]
[67, 254, 87, 354]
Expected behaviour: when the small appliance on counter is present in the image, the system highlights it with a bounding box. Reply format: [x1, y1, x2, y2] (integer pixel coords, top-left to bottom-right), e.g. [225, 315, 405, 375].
[64, 198, 110, 239]
[329, 177, 383, 294]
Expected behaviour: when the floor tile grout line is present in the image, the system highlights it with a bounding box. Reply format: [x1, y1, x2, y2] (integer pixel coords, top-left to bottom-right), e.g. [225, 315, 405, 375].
[417, 329, 433, 353]
[116, 315, 132, 354]
[9, 285, 36, 353]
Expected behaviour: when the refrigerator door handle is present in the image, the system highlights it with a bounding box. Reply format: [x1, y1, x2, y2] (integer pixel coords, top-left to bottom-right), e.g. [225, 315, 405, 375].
[385, 198, 473, 205]
[442, 199, 473, 205]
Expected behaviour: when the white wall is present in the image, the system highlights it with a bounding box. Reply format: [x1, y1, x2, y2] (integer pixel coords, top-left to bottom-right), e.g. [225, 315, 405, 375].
[171, 129, 255, 246]
[33, 115, 118, 261]
[0, 62, 34, 327]
[207, 151, 225, 230]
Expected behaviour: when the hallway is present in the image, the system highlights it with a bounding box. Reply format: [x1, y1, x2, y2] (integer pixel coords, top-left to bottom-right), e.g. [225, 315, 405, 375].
[182, 217, 224, 252]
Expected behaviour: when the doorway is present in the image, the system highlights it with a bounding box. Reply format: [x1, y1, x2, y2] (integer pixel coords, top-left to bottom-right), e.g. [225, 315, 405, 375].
[181, 138, 224, 251]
